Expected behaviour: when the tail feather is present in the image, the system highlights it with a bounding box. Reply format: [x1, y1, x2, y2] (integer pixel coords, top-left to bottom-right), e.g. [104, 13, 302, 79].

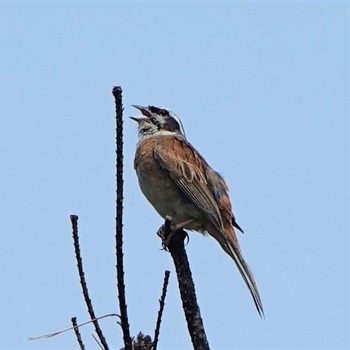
[221, 232, 264, 318]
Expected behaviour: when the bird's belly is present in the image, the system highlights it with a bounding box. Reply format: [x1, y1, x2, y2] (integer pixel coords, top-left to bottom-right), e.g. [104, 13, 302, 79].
[136, 156, 203, 229]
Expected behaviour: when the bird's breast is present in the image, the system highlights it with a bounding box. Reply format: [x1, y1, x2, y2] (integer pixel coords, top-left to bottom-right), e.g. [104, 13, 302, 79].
[134, 137, 204, 228]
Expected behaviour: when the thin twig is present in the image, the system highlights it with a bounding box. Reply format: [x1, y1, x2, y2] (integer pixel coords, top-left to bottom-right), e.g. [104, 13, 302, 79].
[29, 313, 118, 340]
[158, 217, 210, 350]
[71, 317, 86, 350]
[112, 86, 132, 350]
[92, 333, 104, 350]
[152, 270, 170, 350]
[70, 215, 110, 350]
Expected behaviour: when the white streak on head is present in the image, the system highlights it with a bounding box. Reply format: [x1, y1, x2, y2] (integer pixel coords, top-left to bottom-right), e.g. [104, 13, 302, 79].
[159, 107, 187, 138]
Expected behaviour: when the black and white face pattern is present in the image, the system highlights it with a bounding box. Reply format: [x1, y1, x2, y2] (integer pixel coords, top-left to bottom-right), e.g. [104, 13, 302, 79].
[132, 105, 186, 138]
[147, 106, 186, 137]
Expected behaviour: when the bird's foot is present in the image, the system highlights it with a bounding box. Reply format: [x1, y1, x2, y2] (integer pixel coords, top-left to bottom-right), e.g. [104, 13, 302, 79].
[157, 216, 190, 251]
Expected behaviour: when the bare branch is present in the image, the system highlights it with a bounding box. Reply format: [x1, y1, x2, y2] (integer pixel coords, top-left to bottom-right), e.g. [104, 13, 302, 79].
[71, 317, 86, 350]
[152, 270, 170, 350]
[112, 86, 132, 350]
[158, 217, 210, 350]
[70, 215, 110, 350]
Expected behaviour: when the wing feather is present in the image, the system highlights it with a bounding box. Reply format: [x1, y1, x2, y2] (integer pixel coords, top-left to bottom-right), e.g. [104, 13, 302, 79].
[153, 137, 224, 230]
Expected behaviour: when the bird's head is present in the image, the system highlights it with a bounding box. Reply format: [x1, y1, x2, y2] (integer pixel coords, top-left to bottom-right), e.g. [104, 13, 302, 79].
[131, 105, 186, 139]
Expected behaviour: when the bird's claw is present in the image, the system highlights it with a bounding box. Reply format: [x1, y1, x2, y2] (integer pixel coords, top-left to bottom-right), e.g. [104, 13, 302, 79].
[157, 216, 189, 250]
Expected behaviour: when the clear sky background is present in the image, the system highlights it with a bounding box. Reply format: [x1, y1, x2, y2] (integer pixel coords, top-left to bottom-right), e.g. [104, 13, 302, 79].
[0, 1, 349, 350]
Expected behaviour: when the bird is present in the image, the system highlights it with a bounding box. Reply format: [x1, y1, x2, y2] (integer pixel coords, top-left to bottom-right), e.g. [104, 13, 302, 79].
[131, 105, 264, 317]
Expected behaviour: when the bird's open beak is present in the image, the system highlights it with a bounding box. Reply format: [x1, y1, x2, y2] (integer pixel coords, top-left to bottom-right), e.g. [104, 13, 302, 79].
[132, 105, 153, 118]
[130, 116, 144, 123]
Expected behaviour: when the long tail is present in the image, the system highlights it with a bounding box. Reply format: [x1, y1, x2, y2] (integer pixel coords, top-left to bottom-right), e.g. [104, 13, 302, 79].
[219, 229, 264, 318]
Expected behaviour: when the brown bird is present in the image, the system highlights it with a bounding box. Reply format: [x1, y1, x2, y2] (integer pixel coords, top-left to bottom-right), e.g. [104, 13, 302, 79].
[131, 105, 264, 317]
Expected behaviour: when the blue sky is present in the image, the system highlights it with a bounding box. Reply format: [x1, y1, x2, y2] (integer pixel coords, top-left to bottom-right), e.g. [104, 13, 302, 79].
[0, 1, 349, 349]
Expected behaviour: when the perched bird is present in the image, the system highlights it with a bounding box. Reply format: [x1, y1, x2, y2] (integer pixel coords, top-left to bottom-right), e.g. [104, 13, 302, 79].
[131, 105, 264, 317]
